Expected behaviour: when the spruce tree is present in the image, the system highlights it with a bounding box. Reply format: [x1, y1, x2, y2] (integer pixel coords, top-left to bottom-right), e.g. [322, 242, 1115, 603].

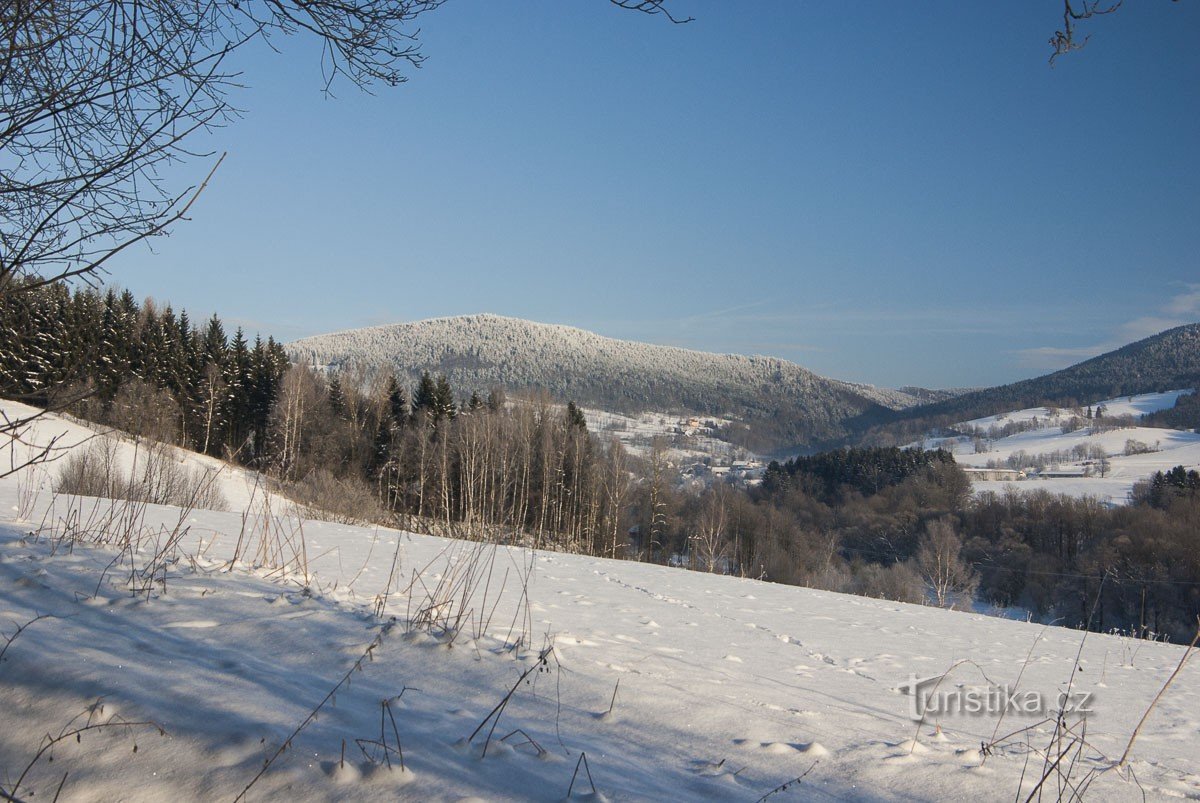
[327, 374, 347, 420]
[384, 375, 409, 429]
[567, 401, 587, 431]
[412, 371, 437, 422]
[202, 314, 227, 366]
[225, 327, 252, 452]
[433, 374, 456, 422]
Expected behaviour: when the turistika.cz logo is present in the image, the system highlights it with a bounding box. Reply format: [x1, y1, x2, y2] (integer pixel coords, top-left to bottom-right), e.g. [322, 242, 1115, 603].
[899, 674, 1095, 722]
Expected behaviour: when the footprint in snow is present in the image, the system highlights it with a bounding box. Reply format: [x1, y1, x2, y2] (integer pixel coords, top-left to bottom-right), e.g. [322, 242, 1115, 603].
[789, 708, 822, 718]
[759, 741, 830, 757]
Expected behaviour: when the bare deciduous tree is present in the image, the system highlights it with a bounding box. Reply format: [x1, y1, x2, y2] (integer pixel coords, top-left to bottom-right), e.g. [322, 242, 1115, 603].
[1, 0, 688, 473]
[691, 484, 730, 572]
[1, 0, 688, 299]
[915, 516, 979, 608]
[2, 1, 437, 300]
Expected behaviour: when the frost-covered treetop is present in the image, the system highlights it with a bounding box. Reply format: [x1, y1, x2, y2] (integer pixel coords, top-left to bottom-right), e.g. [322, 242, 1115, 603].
[289, 315, 920, 449]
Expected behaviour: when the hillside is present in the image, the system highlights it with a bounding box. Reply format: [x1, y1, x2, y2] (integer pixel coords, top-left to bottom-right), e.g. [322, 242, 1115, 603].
[288, 314, 922, 452]
[3, 416, 1199, 801]
[856, 322, 1200, 445]
[914, 389, 1200, 504]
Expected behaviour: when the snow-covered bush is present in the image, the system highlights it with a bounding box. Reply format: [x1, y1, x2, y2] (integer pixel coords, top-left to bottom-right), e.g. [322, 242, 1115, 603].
[54, 439, 227, 510]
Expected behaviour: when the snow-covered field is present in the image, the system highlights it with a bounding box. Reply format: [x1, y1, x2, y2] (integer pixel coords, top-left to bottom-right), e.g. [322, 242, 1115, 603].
[0, 401, 287, 514]
[4, 406, 1200, 801]
[917, 391, 1200, 504]
[582, 407, 752, 464]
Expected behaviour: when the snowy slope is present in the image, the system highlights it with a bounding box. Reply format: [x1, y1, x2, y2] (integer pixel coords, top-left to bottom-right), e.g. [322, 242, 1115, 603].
[287, 314, 925, 449]
[582, 407, 755, 463]
[3, 414, 1200, 801]
[915, 390, 1200, 504]
[1, 400, 284, 513]
[958, 390, 1193, 431]
[882, 322, 1200, 435]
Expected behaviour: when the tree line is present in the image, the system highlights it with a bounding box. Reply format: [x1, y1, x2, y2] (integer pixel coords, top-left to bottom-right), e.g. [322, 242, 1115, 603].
[0, 282, 634, 554]
[0, 281, 288, 461]
[3, 282, 1198, 642]
[853, 324, 1200, 449]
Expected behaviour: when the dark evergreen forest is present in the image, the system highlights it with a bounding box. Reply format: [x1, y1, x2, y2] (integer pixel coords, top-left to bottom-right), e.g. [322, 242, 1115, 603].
[4, 282, 1198, 642]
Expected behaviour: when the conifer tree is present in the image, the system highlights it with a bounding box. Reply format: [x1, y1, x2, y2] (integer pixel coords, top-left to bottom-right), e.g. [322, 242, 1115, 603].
[384, 375, 409, 429]
[433, 374, 456, 423]
[327, 374, 347, 420]
[96, 290, 128, 402]
[567, 401, 588, 431]
[412, 371, 437, 422]
[224, 327, 253, 453]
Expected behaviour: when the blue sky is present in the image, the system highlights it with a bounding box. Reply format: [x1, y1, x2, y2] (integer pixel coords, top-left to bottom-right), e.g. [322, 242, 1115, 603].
[113, 1, 1200, 389]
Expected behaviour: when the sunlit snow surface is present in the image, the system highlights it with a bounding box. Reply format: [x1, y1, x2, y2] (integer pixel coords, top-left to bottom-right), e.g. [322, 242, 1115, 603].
[3, 402, 1200, 801]
[917, 390, 1200, 504]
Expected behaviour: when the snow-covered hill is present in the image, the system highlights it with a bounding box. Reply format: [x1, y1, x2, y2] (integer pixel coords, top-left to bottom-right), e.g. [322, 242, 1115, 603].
[0, 400, 283, 514]
[878, 322, 1200, 441]
[915, 390, 1200, 504]
[3, 407, 1200, 801]
[287, 314, 929, 451]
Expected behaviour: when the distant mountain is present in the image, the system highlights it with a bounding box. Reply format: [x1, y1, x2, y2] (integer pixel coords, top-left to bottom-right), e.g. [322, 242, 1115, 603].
[895, 386, 972, 406]
[856, 323, 1200, 444]
[288, 314, 926, 453]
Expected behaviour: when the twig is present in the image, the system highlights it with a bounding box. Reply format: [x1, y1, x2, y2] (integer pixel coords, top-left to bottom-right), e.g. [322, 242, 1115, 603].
[1118, 616, 1200, 768]
[467, 643, 553, 758]
[567, 751, 597, 798]
[4, 712, 164, 800]
[0, 613, 55, 666]
[235, 624, 392, 800]
[606, 677, 620, 716]
[753, 760, 819, 803]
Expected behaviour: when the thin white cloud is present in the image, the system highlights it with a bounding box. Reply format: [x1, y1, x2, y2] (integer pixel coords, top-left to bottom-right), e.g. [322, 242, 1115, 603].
[677, 300, 772, 327]
[1011, 345, 1109, 372]
[1014, 283, 1200, 372]
[1163, 282, 1200, 316]
[1116, 315, 1191, 342]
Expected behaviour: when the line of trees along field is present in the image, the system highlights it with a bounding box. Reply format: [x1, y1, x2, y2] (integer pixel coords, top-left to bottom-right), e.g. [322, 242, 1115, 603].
[0, 282, 636, 555]
[3, 283, 1198, 642]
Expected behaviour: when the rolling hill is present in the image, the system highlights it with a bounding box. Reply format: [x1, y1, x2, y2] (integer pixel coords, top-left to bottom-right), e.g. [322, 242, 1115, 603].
[288, 314, 927, 452]
[3, 409, 1200, 801]
[854, 323, 1200, 445]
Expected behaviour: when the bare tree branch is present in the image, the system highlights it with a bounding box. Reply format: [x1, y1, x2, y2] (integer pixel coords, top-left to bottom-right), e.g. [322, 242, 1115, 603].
[1049, 0, 1124, 64]
[609, 0, 693, 25]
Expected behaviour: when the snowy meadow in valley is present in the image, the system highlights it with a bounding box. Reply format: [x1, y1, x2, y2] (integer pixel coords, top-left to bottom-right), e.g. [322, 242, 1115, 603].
[2, 406, 1199, 801]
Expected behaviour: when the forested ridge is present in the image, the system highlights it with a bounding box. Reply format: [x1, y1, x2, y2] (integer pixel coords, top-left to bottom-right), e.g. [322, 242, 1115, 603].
[288, 314, 922, 452]
[854, 323, 1200, 446]
[4, 283, 1199, 642]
